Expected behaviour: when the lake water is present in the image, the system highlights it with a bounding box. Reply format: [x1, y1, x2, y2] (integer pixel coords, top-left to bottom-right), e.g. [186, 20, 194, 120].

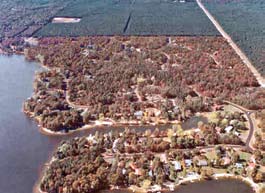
[0, 54, 254, 193]
[100, 179, 254, 193]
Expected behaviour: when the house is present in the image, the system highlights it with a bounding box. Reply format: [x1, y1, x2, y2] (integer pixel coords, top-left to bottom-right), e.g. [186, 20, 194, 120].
[112, 138, 120, 152]
[86, 134, 97, 144]
[215, 127, 222, 134]
[193, 128, 200, 133]
[225, 126, 233, 133]
[197, 159, 208, 166]
[185, 159, 192, 167]
[160, 153, 168, 163]
[248, 162, 255, 170]
[122, 168, 126, 175]
[222, 157, 231, 166]
[213, 104, 223, 111]
[148, 170, 153, 177]
[250, 155, 256, 164]
[235, 163, 243, 168]
[134, 111, 143, 119]
[149, 185, 162, 192]
[234, 131, 240, 136]
[172, 161, 182, 171]
[24, 37, 38, 46]
[146, 108, 161, 117]
[135, 168, 143, 176]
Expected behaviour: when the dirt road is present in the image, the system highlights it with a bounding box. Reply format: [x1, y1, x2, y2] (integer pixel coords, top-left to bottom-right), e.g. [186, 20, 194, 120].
[196, 0, 265, 87]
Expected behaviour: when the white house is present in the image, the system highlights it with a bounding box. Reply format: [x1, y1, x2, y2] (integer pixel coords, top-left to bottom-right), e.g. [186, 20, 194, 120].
[172, 161, 182, 171]
[225, 125, 233, 133]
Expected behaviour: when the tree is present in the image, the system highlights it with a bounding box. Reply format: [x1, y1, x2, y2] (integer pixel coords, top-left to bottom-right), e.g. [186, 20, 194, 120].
[254, 150, 262, 161]
[128, 172, 136, 185]
[176, 124, 183, 136]
[141, 179, 151, 189]
[232, 153, 240, 164]
[156, 172, 165, 186]
[167, 129, 174, 139]
[208, 111, 220, 124]
[254, 172, 264, 183]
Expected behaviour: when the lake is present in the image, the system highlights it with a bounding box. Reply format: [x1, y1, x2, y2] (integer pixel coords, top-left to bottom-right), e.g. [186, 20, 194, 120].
[100, 179, 254, 193]
[0, 54, 254, 193]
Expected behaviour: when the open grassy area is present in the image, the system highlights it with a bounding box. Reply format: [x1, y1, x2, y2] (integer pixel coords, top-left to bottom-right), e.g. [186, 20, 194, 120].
[202, 0, 265, 77]
[239, 151, 251, 161]
[35, 0, 219, 36]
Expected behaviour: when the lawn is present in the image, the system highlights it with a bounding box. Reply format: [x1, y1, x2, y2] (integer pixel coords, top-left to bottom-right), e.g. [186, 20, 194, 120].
[239, 151, 251, 161]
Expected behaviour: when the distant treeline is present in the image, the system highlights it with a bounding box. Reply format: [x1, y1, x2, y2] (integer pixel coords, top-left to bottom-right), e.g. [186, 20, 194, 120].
[35, 0, 219, 36]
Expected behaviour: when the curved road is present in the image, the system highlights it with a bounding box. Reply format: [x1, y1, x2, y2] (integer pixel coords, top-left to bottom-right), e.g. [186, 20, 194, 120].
[224, 101, 254, 151]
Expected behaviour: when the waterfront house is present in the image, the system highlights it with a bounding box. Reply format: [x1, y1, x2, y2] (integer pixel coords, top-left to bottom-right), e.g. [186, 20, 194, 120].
[250, 155, 256, 164]
[134, 111, 143, 119]
[172, 161, 182, 171]
[185, 159, 192, 167]
[197, 159, 208, 166]
[235, 163, 243, 169]
[225, 126, 233, 133]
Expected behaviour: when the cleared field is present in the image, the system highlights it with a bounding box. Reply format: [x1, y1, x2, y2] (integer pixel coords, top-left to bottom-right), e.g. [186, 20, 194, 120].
[35, 0, 219, 36]
[52, 17, 81, 23]
[202, 0, 265, 76]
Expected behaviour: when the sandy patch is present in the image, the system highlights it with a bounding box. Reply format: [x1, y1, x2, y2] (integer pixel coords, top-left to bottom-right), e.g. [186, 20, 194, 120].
[52, 17, 81, 23]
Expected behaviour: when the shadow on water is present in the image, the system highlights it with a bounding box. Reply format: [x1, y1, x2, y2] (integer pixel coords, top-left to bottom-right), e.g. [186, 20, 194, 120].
[0, 55, 253, 193]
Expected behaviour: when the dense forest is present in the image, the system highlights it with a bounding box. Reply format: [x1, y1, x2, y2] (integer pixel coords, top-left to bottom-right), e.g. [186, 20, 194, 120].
[23, 36, 265, 131]
[26, 36, 264, 107]
[35, 0, 219, 36]
[203, 0, 265, 76]
[0, 0, 71, 40]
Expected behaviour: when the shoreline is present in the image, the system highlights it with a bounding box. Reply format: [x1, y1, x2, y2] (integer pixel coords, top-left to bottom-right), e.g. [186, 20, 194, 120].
[34, 163, 260, 193]
[213, 174, 259, 193]
[23, 108, 179, 136]
[174, 174, 260, 193]
[35, 162, 259, 193]
[22, 57, 202, 136]
[33, 128, 262, 193]
[3, 35, 262, 192]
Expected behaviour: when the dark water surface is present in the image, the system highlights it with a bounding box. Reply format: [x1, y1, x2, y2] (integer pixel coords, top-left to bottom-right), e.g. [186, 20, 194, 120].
[100, 179, 254, 193]
[0, 55, 254, 193]
[0, 55, 56, 193]
[175, 179, 254, 193]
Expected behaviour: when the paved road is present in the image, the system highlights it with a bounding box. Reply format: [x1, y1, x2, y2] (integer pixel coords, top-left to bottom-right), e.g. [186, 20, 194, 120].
[224, 101, 254, 152]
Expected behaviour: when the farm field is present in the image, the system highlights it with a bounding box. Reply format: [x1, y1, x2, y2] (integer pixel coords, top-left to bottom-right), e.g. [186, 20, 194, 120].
[35, 0, 219, 36]
[202, 0, 265, 76]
